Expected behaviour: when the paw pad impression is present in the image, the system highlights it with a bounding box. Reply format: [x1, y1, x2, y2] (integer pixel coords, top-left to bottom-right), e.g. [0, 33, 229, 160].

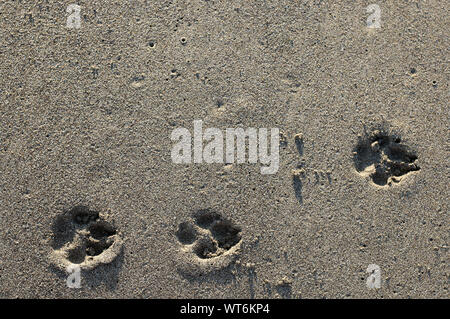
[50, 206, 123, 272]
[176, 209, 242, 260]
[354, 130, 420, 186]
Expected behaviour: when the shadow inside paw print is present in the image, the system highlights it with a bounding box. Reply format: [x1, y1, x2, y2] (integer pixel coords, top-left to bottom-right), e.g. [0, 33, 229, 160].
[176, 209, 241, 259]
[51, 206, 123, 271]
[354, 130, 420, 186]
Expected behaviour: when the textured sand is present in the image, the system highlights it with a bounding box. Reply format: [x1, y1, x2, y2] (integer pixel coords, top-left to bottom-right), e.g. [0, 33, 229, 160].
[0, 1, 448, 298]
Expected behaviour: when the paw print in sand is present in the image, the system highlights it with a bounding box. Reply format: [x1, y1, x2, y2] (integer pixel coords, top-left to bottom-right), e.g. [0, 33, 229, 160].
[50, 206, 123, 271]
[176, 209, 242, 266]
[354, 130, 420, 186]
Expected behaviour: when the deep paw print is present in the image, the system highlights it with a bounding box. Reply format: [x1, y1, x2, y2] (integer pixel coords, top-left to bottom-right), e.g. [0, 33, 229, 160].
[354, 130, 420, 186]
[176, 209, 242, 260]
[50, 206, 123, 271]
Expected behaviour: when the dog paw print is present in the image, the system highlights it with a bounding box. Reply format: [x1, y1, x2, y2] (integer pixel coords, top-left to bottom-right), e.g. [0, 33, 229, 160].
[50, 206, 123, 271]
[176, 209, 242, 260]
[354, 130, 420, 186]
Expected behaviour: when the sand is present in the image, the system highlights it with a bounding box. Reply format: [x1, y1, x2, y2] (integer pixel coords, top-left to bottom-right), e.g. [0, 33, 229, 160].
[0, 0, 448, 298]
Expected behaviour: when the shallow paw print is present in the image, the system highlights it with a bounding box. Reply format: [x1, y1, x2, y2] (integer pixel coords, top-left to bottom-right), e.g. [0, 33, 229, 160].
[176, 209, 242, 260]
[50, 206, 123, 272]
[354, 130, 420, 186]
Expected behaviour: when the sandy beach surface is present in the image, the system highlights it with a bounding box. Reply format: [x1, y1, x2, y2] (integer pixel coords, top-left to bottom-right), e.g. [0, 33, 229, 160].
[0, 1, 448, 298]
